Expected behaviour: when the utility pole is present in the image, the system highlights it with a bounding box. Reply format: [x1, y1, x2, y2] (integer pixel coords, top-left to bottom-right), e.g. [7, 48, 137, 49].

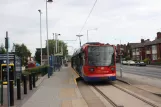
[5, 31, 10, 107]
[38, 9, 42, 65]
[120, 40, 122, 78]
[76, 35, 83, 47]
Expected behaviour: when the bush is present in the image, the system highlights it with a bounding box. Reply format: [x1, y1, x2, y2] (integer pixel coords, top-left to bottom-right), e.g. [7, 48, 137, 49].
[143, 58, 150, 64]
[125, 56, 131, 61]
[22, 65, 49, 76]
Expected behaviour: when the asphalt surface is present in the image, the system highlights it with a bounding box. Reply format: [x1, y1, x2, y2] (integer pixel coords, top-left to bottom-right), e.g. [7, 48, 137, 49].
[116, 64, 161, 79]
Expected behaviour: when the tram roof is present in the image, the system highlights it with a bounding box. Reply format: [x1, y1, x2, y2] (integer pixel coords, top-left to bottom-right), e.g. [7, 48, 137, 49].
[72, 42, 113, 57]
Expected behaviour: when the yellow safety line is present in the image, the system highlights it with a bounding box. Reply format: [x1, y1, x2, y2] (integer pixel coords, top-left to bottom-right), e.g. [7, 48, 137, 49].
[74, 78, 77, 85]
[70, 68, 80, 85]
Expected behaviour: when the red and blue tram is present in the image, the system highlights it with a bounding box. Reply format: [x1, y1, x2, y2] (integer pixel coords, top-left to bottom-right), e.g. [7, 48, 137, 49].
[71, 42, 116, 82]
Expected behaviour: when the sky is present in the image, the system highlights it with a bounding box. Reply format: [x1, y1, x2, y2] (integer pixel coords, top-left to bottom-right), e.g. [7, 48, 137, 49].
[0, 0, 161, 56]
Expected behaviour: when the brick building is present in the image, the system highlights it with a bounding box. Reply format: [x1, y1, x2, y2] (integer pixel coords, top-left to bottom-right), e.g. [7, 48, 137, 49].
[131, 32, 161, 61]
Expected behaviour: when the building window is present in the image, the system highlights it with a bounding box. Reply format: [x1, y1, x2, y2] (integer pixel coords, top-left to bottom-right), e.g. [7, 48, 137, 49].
[152, 54, 157, 60]
[136, 48, 139, 52]
[152, 45, 157, 51]
[152, 45, 157, 54]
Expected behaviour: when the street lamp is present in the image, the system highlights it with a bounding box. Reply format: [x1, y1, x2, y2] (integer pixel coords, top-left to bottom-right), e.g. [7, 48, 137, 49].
[54, 33, 61, 53]
[46, 0, 53, 67]
[38, 9, 42, 65]
[87, 28, 97, 42]
[76, 35, 83, 47]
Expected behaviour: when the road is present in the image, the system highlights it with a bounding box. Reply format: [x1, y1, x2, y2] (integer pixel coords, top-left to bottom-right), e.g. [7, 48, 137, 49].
[116, 64, 161, 79]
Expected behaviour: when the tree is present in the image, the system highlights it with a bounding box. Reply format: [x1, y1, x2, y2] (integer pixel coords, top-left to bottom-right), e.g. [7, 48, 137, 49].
[34, 40, 68, 64]
[0, 44, 6, 54]
[34, 48, 46, 64]
[48, 40, 68, 57]
[15, 44, 31, 66]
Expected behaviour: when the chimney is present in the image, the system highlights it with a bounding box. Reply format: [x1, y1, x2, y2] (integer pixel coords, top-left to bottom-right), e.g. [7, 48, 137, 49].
[157, 32, 161, 39]
[141, 39, 144, 43]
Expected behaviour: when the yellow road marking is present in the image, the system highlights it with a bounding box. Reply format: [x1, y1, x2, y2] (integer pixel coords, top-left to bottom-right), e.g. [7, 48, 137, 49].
[70, 68, 80, 85]
[74, 78, 77, 85]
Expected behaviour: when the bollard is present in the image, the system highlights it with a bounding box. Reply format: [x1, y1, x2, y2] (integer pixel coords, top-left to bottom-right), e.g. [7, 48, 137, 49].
[10, 80, 14, 106]
[32, 73, 36, 88]
[29, 74, 32, 90]
[1, 81, 3, 105]
[17, 79, 21, 100]
[48, 67, 50, 78]
[23, 75, 27, 94]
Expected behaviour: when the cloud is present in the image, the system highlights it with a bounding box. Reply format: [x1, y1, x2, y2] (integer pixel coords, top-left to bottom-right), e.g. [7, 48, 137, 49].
[0, 0, 161, 55]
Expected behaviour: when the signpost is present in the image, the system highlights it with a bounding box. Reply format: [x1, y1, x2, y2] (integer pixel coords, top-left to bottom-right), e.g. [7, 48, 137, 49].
[5, 31, 10, 107]
[0, 54, 22, 86]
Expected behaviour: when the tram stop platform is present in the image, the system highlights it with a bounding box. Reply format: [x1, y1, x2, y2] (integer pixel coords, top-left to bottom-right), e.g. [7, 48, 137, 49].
[21, 66, 88, 107]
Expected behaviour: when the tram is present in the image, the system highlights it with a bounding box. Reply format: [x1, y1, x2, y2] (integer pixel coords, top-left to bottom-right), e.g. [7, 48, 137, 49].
[71, 42, 116, 82]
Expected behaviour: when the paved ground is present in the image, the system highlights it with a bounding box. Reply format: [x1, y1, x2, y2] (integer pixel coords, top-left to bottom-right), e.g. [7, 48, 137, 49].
[0, 76, 45, 107]
[116, 69, 161, 94]
[21, 66, 88, 107]
[116, 64, 161, 79]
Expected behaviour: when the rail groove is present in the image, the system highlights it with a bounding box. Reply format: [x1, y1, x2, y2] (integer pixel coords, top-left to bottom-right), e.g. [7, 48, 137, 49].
[92, 85, 124, 107]
[112, 84, 159, 107]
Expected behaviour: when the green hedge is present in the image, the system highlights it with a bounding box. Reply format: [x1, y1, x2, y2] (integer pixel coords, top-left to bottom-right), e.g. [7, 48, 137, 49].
[143, 58, 150, 64]
[22, 65, 49, 76]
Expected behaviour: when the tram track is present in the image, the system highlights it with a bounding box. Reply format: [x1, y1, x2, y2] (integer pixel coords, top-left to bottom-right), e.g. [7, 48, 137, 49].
[92, 85, 123, 107]
[77, 78, 160, 107]
[112, 83, 159, 107]
[92, 82, 159, 107]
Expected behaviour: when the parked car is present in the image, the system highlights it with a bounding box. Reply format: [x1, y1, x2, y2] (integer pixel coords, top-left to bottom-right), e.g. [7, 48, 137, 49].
[127, 60, 136, 65]
[122, 61, 128, 65]
[136, 61, 146, 66]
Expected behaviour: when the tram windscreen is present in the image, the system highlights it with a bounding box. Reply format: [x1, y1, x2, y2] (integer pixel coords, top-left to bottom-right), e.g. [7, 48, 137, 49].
[88, 46, 114, 66]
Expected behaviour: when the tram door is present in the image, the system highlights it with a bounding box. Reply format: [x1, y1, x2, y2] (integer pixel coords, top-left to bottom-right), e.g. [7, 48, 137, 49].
[0, 64, 14, 84]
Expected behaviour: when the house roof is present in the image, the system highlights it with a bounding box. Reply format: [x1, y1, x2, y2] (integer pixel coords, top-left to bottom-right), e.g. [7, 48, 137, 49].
[128, 43, 140, 48]
[144, 39, 161, 45]
[130, 41, 151, 48]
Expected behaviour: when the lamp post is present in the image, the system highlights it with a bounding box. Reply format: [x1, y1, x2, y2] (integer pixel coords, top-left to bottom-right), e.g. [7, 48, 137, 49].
[54, 33, 61, 53]
[87, 28, 97, 42]
[38, 9, 42, 65]
[119, 40, 123, 78]
[76, 35, 83, 47]
[46, 0, 53, 67]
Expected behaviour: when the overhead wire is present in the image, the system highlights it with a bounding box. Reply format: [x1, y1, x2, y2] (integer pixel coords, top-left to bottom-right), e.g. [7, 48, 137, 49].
[67, 0, 98, 50]
[78, 0, 98, 35]
[72, 0, 98, 47]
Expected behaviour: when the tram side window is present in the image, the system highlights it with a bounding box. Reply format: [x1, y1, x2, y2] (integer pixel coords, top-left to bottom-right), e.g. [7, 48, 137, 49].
[79, 53, 83, 66]
[76, 56, 80, 66]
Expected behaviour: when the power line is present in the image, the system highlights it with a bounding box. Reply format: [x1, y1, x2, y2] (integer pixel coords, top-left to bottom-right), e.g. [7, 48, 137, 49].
[78, 0, 98, 35]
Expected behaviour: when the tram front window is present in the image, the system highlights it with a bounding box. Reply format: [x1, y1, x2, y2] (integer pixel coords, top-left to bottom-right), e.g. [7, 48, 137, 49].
[88, 46, 114, 66]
